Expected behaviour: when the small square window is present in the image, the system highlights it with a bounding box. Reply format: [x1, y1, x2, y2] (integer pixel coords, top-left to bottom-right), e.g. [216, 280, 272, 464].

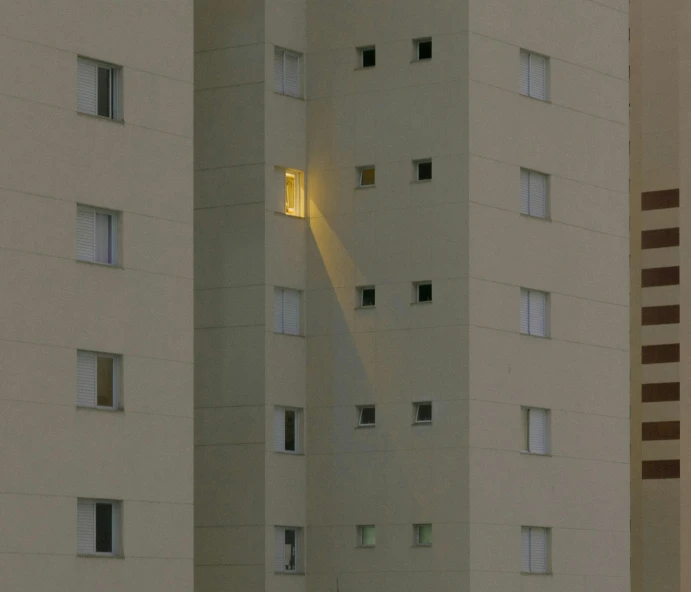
[414, 402, 432, 423]
[415, 282, 432, 303]
[414, 524, 432, 546]
[77, 351, 119, 409]
[77, 58, 121, 119]
[359, 287, 376, 307]
[284, 169, 305, 217]
[416, 160, 432, 181]
[360, 47, 376, 68]
[359, 166, 376, 187]
[358, 406, 376, 427]
[77, 205, 117, 265]
[357, 525, 376, 547]
[416, 39, 432, 60]
[77, 499, 120, 556]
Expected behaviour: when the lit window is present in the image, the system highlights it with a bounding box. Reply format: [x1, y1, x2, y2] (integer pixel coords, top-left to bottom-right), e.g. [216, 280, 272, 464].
[415, 282, 432, 303]
[275, 527, 301, 573]
[77, 57, 121, 119]
[414, 524, 432, 546]
[416, 39, 432, 60]
[414, 402, 432, 423]
[76, 205, 117, 265]
[359, 47, 376, 68]
[274, 288, 301, 335]
[416, 160, 432, 181]
[523, 407, 548, 454]
[359, 166, 376, 187]
[357, 525, 376, 547]
[77, 351, 119, 409]
[275, 407, 301, 453]
[520, 50, 548, 100]
[520, 288, 548, 337]
[358, 286, 376, 308]
[358, 406, 376, 427]
[274, 48, 301, 97]
[520, 169, 548, 218]
[77, 499, 120, 556]
[284, 169, 304, 217]
[521, 526, 549, 573]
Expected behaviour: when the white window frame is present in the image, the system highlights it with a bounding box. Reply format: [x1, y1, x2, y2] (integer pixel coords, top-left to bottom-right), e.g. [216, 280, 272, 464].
[358, 286, 376, 308]
[274, 288, 301, 336]
[415, 159, 432, 182]
[358, 405, 376, 427]
[414, 402, 433, 424]
[520, 288, 549, 337]
[274, 406, 301, 454]
[359, 46, 376, 68]
[275, 526, 302, 573]
[520, 49, 548, 101]
[357, 525, 376, 548]
[414, 524, 432, 547]
[414, 38, 432, 61]
[414, 281, 433, 303]
[520, 168, 549, 219]
[522, 407, 549, 455]
[77, 57, 122, 120]
[77, 498, 121, 557]
[274, 47, 302, 98]
[521, 526, 550, 574]
[76, 205, 118, 265]
[76, 350, 120, 410]
[358, 166, 376, 187]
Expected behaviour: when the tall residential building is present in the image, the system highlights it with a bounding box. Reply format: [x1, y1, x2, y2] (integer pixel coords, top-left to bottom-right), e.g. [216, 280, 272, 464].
[0, 1, 194, 590]
[195, 1, 629, 592]
[630, 1, 686, 591]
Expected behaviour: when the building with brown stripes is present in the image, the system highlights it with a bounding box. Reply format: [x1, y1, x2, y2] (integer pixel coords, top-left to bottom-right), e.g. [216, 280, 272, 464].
[631, 0, 686, 589]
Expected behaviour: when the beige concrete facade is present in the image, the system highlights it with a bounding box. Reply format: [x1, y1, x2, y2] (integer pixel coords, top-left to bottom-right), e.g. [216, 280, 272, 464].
[0, 1, 194, 590]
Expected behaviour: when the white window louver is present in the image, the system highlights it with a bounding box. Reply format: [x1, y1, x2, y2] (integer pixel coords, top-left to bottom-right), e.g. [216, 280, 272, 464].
[528, 408, 547, 454]
[520, 169, 548, 218]
[77, 351, 97, 408]
[76, 206, 114, 264]
[520, 289, 547, 337]
[77, 58, 99, 115]
[274, 408, 286, 451]
[520, 50, 547, 100]
[77, 499, 96, 555]
[274, 48, 301, 98]
[521, 526, 548, 573]
[274, 288, 300, 335]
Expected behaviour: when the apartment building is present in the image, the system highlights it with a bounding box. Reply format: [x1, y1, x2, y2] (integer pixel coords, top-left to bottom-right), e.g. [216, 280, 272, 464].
[0, 1, 194, 590]
[195, 0, 629, 591]
[630, 1, 688, 591]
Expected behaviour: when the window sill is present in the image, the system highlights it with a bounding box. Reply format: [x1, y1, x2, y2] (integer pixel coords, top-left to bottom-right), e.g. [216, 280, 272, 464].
[274, 332, 305, 338]
[77, 111, 124, 124]
[521, 571, 552, 576]
[520, 450, 550, 457]
[76, 259, 122, 270]
[519, 93, 551, 104]
[412, 179, 432, 184]
[520, 212, 551, 222]
[77, 406, 121, 412]
[413, 421, 433, 426]
[355, 305, 376, 310]
[355, 185, 376, 190]
[274, 571, 304, 576]
[273, 91, 304, 100]
[77, 553, 123, 559]
[354, 66, 376, 71]
[356, 424, 376, 429]
[519, 332, 550, 339]
[411, 300, 433, 305]
[275, 450, 305, 456]
[275, 211, 306, 220]
[356, 545, 376, 549]
[413, 544, 432, 548]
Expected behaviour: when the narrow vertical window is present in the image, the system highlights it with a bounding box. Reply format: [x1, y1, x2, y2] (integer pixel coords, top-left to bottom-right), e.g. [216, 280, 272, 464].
[77, 57, 120, 119]
[77, 351, 119, 409]
[415, 282, 433, 303]
[358, 406, 376, 427]
[77, 499, 120, 556]
[414, 524, 432, 546]
[415, 160, 432, 181]
[275, 527, 301, 572]
[521, 526, 549, 573]
[274, 48, 301, 97]
[414, 402, 433, 423]
[359, 47, 376, 68]
[520, 50, 548, 100]
[358, 286, 376, 308]
[274, 288, 301, 335]
[284, 169, 304, 217]
[76, 206, 117, 265]
[357, 525, 376, 547]
[520, 169, 548, 218]
[415, 39, 432, 60]
[359, 166, 376, 187]
[520, 288, 548, 337]
[274, 407, 301, 453]
[523, 407, 548, 454]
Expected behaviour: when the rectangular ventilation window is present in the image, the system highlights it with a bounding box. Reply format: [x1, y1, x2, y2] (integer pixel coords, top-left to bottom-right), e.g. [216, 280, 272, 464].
[415, 282, 432, 303]
[520, 50, 548, 100]
[274, 288, 301, 335]
[520, 288, 548, 337]
[76, 205, 117, 265]
[357, 525, 376, 547]
[358, 406, 376, 427]
[520, 169, 548, 218]
[77, 351, 119, 409]
[284, 169, 305, 217]
[360, 47, 376, 68]
[416, 39, 432, 60]
[416, 160, 432, 181]
[77, 499, 120, 556]
[275, 407, 301, 453]
[359, 166, 376, 187]
[521, 526, 549, 574]
[523, 407, 548, 454]
[77, 58, 120, 119]
[359, 286, 376, 308]
[275, 527, 301, 573]
[274, 48, 301, 97]
[414, 524, 432, 546]
[414, 402, 432, 423]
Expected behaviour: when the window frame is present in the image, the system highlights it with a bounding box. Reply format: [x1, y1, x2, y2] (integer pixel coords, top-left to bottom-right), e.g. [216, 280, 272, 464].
[520, 288, 549, 337]
[76, 204, 118, 266]
[520, 168, 550, 219]
[414, 281, 433, 303]
[358, 405, 376, 427]
[415, 159, 432, 182]
[522, 407, 549, 455]
[76, 350, 120, 411]
[358, 166, 376, 188]
[414, 523, 432, 547]
[414, 38, 432, 61]
[77, 56, 122, 120]
[274, 47, 302, 98]
[521, 526, 550, 574]
[275, 526, 302, 574]
[77, 498, 121, 557]
[357, 286, 376, 308]
[274, 287, 302, 336]
[284, 169, 305, 217]
[358, 46, 376, 68]
[520, 49, 549, 101]
[414, 402, 433, 424]
[275, 406, 302, 454]
[357, 525, 376, 548]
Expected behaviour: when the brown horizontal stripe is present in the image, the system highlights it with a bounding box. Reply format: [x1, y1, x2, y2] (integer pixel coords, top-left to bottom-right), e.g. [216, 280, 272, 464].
[642, 459, 680, 479]
[642, 421, 680, 441]
[642, 305, 680, 325]
[642, 189, 679, 210]
[642, 344, 680, 364]
[641, 228, 679, 249]
[642, 266, 679, 287]
[642, 382, 680, 402]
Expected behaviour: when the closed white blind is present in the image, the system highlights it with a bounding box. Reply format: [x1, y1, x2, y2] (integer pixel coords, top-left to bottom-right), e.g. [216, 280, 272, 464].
[520, 169, 530, 215]
[77, 58, 98, 115]
[76, 207, 95, 261]
[283, 289, 300, 335]
[77, 499, 96, 554]
[520, 50, 530, 95]
[274, 527, 286, 571]
[530, 527, 548, 573]
[77, 351, 97, 407]
[274, 50, 284, 93]
[528, 290, 547, 336]
[520, 289, 529, 334]
[284, 52, 300, 97]
[529, 53, 547, 99]
[528, 408, 547, 454]
[274, 407, 286, 451]
[529, 171, 547, 218]
[521, 526, 530, 572]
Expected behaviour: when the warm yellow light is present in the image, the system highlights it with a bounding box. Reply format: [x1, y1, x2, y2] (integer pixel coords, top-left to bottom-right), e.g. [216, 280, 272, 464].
[285, 171, 297, 215]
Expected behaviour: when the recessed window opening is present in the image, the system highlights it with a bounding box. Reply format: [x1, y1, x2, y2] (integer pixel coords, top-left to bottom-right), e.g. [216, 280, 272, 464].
[359, 287, 376, 307]
[414, 524, 432, 546]
[416, 39, 432, 60]
[77, 499, 120, 556]
[415, 282, 432, 303]
[416, 160, 432, 181]
[360, 47, 376, 68]
[77, 58, 120, 119]
[358, 406, 376, 427]
[77, 351, 118, 409]
[359, 166, 376, 187]
[415, 402, 432, 423]
[76, 206, 117, 265]
[358, 525, 376, 547]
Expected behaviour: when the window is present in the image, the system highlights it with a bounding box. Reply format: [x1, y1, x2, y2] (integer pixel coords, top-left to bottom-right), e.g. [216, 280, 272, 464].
[359, 47, 376, 68]
[415, 39, 432, 60]
[77, 57, 120, 119]
[415, 282, 433, 303]
[77, 499, 120, 556]
[520, 50, 548, 100]
[274, 288, 301, 335]
[414, 524, 432, 546]
[358, 406, 376, 427]
[274, 48, 301, 97]
[414, 402, 432, 424]
[275, 407, 301, 453]
[275, 527, 301, 573]
[358, 286, 376, 308]
[416, 160, 432, 181]
[76, 206, 117, 265]
[357, 525, 376, 547]
[521, 526, 549, 574]
[284, 169, 305, 217]
[520, 289, 548, 337]
[359, 166, 376, 187]
[523, 407, 548, 454]
[520, 169, 548, 219]
[77, 351, 119, 409]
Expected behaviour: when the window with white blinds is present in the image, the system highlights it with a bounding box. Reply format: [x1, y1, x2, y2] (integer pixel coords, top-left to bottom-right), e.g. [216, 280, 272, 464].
[520, 169, 548, 218]
[274, 48, 301, 98]
[77, 57, 120, 118]
[77, 351, 119, 409]
[524, 407, 548, 454]
[76, 206, 116, 264]
[77, 499, 120, 556]
[521, 526, 549, 573]
[520, 289, 548, 337]
[274, 288, 301, 335]
[274, 527, 301, 572]
[520, 50, 548, 100]
[275, 407, 300, 453]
